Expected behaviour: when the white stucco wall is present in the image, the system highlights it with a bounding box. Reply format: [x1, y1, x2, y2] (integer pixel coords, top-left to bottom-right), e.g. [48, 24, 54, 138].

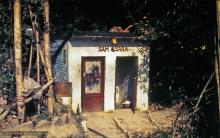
[67, 41, 150, 112]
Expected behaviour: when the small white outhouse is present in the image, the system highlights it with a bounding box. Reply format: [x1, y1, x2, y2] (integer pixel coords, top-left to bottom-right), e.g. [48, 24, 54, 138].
[52, 32, 150, 113]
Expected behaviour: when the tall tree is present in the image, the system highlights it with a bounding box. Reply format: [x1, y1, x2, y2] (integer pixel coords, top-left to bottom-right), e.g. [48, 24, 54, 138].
[43, 0, 54, 114]
[216, 0, 220, 126]
[13, 0, 23, 119]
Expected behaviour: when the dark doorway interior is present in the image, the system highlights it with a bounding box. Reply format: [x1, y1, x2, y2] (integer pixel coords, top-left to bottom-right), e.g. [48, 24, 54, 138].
[115, 57, 137, 110]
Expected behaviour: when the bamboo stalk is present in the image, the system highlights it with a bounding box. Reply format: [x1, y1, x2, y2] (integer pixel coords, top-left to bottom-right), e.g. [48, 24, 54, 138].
[13, 0, 23, 120]
[38, 45, 49, 78]
[38, 46, 46, 65]
[216, 0, 220, 126]
[43, 0, 54, 114]
[215, 48, 220, 108]
[28, 5, 49, 80]
[27, 4, 35, 85]
[36, 30, 41, 115]
[194, 72, 214, 110]
[28, 5, 43, 122]
[27, 45, 33, 78]
[28, 4, 40, 83]
[36, 30, 40, 83]
[28, 4, 36, 33]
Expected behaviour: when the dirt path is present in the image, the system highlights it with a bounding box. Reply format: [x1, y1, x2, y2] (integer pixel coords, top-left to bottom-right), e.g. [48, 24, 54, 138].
[0, 108, 176, 138]
[83, 111, 124, 138]
[83, 108, 176, 138]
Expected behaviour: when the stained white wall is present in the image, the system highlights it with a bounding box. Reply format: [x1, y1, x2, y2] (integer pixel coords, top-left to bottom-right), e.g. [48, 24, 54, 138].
[67, 41, 150, 112]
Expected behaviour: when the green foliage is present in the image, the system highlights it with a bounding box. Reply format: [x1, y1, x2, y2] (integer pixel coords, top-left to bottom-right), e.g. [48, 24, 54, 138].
[0, 0, 45, 102]
[0, 1, 15, 102]
[122, 0, 217, 136]
[122, 0, 215, 103]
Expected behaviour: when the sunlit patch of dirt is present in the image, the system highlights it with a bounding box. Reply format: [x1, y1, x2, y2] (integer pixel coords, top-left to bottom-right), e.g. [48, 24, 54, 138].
[83, 108, 177, 138]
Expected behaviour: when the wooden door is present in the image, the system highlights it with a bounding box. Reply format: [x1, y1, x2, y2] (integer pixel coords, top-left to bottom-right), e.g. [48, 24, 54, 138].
[82, 57, 105, 112]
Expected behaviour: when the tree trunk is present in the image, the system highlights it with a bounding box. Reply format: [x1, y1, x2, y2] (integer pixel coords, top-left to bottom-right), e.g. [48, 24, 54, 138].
[13, 0, 23, 119]
[43, 0, 54, 114]
[216, 0, 220, 133]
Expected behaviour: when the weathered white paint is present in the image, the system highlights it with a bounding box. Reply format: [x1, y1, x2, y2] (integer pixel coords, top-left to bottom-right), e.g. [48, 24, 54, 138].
[67, 41, 149, 112]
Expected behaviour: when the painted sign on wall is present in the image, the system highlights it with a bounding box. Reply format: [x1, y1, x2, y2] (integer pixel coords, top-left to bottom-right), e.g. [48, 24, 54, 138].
[98, 46, 129, 52]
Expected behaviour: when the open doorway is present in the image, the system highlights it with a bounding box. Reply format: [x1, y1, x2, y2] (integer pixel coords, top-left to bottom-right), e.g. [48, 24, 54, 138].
[115, 57, 138, 111]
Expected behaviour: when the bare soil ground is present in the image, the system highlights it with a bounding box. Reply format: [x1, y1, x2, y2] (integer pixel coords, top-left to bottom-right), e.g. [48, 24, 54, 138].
[0, 107, 176, 138]
[0, 115, 81, 138]
[82, 108, 176, 138]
